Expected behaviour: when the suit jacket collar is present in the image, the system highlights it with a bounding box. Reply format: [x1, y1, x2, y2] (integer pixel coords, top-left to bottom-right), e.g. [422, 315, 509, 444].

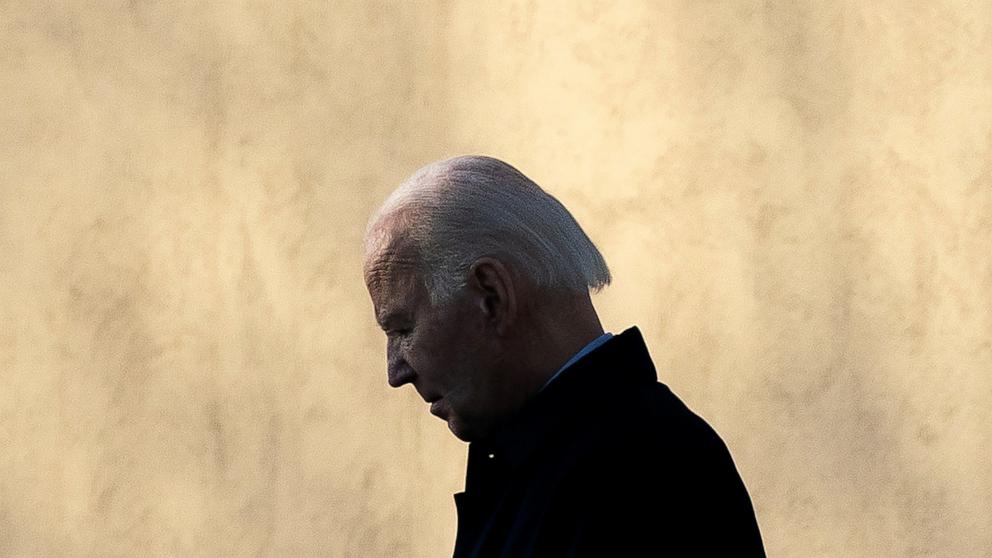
[466, 325, 657, 482]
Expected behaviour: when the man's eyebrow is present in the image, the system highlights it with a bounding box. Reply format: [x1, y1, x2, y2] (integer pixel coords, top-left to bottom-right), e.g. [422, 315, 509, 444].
[376, 311, 409, 328]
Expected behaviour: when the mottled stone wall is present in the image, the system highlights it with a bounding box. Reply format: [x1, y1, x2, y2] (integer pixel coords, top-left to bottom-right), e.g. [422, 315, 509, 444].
[1, 2, 989, 557]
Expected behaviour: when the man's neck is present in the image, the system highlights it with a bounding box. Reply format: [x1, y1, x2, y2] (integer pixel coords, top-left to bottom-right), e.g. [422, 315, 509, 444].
[517, 298, 605, 398]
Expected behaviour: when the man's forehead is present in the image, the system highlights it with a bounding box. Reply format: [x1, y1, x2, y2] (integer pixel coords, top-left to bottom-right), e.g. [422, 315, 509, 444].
[363, 229, 427, 305]
[364, 217, 418, 266]
[364, 242, 421, 283]
[366, 256, 426, 327]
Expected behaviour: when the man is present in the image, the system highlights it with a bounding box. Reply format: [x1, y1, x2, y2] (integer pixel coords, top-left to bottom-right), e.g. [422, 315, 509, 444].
[362, 155, 766, 557]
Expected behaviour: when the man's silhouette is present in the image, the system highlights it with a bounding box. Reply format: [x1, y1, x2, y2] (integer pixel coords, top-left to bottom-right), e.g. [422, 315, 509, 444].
[363, 155, 765, 557]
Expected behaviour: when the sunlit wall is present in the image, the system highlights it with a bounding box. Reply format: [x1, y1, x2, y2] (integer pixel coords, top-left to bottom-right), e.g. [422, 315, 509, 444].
[1, 2, 989, 557]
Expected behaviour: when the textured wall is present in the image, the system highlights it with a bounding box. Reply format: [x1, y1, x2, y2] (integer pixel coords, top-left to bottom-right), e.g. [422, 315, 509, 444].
[1, 2, 989, 557]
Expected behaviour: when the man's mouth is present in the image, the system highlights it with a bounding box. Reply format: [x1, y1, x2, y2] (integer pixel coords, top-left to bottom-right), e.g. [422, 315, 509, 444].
[430, 399, 447, 418]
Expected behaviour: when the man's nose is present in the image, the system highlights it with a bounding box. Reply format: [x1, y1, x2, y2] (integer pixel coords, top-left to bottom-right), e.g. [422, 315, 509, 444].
[386, 342, 415, 387]
[387, 361, 416, 388]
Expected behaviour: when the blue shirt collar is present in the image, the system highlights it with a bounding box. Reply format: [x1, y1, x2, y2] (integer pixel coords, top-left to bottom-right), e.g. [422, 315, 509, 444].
[538, 331, 613, 393]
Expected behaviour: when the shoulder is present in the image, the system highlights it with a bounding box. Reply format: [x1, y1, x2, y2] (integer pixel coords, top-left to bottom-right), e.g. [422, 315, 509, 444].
[549, 383, 765, 553]
[558, 380, 749, 508]
[600, 382, 732, 461]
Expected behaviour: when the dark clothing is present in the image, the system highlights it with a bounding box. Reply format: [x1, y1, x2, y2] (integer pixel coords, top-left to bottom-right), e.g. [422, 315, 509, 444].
[452, 326, 765, 557]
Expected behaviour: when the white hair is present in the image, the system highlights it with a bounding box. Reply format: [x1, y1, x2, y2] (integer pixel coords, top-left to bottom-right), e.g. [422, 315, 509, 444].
[364, 155, 611, 305]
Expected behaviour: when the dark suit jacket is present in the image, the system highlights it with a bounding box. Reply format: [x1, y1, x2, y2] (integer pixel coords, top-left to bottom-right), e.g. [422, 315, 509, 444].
[452, 326, 766, 557]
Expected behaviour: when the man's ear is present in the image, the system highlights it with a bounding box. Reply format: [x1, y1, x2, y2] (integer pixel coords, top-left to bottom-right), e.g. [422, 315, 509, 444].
[467, 257, 518, 335]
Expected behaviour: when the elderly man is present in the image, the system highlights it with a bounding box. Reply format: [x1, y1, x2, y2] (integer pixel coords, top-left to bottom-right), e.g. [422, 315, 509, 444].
[362, 156, 765, 557]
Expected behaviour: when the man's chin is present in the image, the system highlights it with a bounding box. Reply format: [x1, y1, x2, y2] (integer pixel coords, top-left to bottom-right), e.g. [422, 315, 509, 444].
[446, 418, 473, 442]
[446, 416, 494, 443]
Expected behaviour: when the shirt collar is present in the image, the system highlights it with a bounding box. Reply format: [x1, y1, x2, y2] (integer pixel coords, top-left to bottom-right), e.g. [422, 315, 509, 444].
[537, 331, 614, 393]
[466, 326, 657, 479]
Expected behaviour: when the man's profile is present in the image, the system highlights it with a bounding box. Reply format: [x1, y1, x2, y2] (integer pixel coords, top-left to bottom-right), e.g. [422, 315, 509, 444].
[362, 155, 766, 556]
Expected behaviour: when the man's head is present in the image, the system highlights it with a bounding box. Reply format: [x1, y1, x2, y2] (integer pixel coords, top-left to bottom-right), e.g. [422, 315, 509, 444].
[362, 155, 611, 441]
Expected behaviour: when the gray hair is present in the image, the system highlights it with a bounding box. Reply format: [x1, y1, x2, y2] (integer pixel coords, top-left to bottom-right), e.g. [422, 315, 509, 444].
[364, 155, 611, 305]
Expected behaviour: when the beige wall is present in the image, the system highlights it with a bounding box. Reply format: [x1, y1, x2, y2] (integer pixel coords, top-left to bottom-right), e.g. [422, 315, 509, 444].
[1, 2, 989, 556]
